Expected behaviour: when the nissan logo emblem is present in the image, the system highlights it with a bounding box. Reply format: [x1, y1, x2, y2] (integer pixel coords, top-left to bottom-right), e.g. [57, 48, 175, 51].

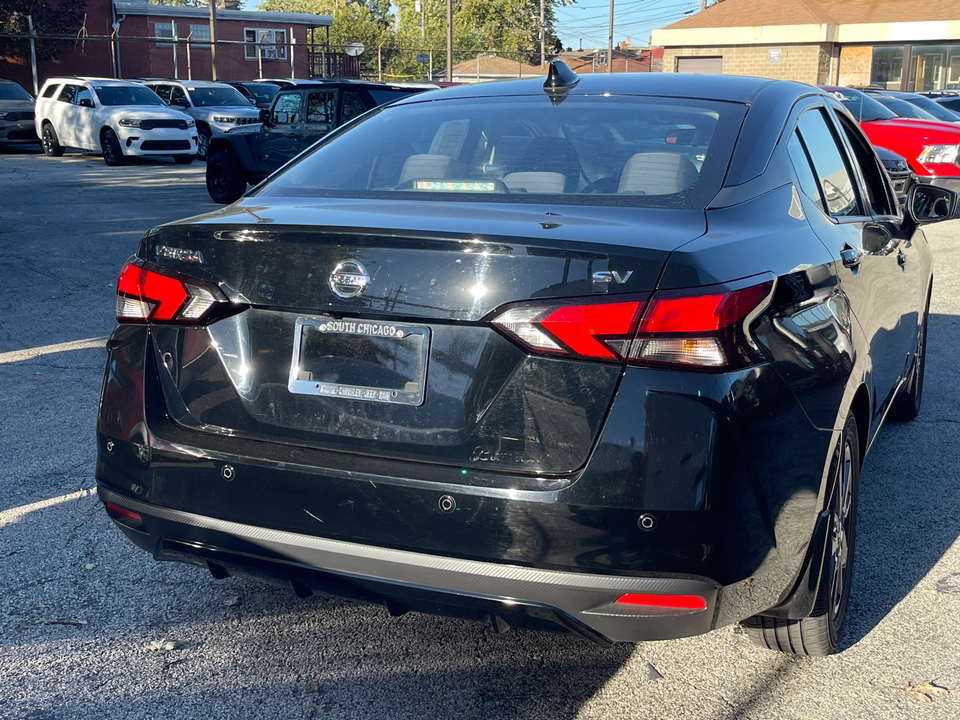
[329, 260, 371, 299]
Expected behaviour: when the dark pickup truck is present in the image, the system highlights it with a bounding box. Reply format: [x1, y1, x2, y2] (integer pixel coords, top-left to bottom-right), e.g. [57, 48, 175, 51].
[205, 79, 435, 203]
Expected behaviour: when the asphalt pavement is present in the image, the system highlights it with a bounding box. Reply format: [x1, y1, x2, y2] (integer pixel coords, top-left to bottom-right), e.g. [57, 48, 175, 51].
[1, 149, 959, 720]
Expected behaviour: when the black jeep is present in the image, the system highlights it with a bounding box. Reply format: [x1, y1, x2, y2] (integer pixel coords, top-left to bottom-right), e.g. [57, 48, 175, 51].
[205, 80, 436, 203]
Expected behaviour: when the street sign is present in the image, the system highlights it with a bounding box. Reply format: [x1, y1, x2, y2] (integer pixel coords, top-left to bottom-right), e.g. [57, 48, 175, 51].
[416, 53, 430, 64]
[345, 43, 365, 57]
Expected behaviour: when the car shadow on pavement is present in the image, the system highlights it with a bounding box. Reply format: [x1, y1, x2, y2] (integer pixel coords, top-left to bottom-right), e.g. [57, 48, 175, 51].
[843, 312, 960, 649]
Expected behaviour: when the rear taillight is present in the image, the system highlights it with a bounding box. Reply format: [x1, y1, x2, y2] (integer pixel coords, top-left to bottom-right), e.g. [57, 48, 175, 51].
[116, 259, 229, 324]
[490, 278, 773, 371]
[491, 298, 646, 362]
[627, 280, 773, 369]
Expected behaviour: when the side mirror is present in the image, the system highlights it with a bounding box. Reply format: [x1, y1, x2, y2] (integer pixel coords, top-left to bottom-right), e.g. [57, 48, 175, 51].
[259, 108, 269, 123]
[78, 98, 94, 108]
[906, 183, 959, 224]
[172, 97, 190, 108]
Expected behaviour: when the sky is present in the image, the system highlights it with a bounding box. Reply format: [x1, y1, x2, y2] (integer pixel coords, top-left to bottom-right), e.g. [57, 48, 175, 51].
[553, 0, 701, 50]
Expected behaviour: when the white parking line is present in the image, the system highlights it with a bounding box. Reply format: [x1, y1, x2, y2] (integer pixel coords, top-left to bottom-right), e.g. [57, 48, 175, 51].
[0, 336, 107, 364]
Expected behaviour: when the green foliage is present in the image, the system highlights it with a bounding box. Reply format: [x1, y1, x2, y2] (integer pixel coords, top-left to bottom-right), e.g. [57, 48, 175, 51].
[0, 0, 89, 62]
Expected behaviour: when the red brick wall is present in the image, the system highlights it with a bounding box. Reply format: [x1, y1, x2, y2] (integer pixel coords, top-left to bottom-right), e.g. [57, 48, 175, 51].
[0, 1, 313, 92]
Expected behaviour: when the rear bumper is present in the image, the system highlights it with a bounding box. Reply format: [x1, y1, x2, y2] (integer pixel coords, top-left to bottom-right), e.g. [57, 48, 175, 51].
[99, 484, 718, 644]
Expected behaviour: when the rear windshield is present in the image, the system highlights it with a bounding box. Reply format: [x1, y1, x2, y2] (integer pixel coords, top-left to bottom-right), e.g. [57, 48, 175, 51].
[0, 82, 32, 101]
[187, 86, 249, 107]
[245, 83, 279, 103]
[902, 94, 960, 122]
[876, 97, 937, 120]
[95, 85, 165, 106]
[824, 89, 896, 122]
[257, 93, 746, 209]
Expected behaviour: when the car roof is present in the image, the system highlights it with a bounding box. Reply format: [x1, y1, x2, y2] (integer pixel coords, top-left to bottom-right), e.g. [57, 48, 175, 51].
[391, 72, 801, 106]
[43, 77, 144, 87]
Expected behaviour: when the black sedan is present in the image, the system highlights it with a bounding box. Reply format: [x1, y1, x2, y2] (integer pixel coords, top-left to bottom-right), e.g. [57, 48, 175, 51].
[97, 64, 956, 656]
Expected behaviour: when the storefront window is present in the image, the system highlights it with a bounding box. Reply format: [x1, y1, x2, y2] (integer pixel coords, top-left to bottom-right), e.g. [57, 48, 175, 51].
[871, 46, 903, 90]
[948, 46, 960, 90]
[908, 45, 948, 91]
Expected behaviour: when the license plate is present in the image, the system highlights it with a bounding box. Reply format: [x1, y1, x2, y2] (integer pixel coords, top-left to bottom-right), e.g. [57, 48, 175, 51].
[287, 316, 430, 406]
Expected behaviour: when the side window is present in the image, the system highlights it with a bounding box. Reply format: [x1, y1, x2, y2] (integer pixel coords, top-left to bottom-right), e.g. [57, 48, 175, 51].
[305, 91, 336, 128]
[787, 132, 821, 207]
[271, 92, 302, 125]
[152, 85, 171, 102]
[75, 87, 94, 107]
[170, 86, 189, 106]
[795, 109, 863, 218]
[41, 83, 60, 99]
[341, 91, 367, 123]
[57, 84, 78, 104]
[832, 112, 897, 216]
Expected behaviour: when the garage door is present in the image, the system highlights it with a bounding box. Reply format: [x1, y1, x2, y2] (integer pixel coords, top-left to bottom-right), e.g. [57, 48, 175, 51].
[676, 57, 723, 74]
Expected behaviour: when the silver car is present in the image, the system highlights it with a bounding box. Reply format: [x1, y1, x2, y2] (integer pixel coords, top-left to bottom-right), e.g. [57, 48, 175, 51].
[141, 80, 261, 159]
[0, 79, 39, 149]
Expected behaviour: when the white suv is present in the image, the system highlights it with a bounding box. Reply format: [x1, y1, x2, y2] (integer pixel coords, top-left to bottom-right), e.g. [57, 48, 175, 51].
[35, 77, 198, 165]
[139, 80, 261, 159]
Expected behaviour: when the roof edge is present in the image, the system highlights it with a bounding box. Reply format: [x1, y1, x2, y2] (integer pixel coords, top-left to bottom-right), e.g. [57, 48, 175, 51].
[114, 3, 332, 27]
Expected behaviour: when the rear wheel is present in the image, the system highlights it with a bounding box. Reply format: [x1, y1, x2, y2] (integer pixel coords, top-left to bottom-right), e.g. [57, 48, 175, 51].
[743, 414, 860, 656]
[206, 150, 246, 204]
[889, 290, 930, 422]
[41, 123, 64, 157]
[173, 154, 194, 165]
[101, 128, 124, 166]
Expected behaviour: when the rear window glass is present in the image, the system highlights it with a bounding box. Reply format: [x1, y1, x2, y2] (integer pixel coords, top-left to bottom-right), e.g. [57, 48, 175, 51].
[824, 89, 895, 122]
[257, 94, 746, 209]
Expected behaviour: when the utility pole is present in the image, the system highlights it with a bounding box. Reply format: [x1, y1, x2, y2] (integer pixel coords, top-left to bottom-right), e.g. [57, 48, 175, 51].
[209, 0, 219, 81]
[540, 0, 545, 66]
[446, 0, 453, 82]
[607, 0, 614, 74]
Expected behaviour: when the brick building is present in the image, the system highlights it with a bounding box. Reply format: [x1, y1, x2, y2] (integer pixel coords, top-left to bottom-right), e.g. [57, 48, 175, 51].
[651, 0, 960, 91]
[1, 0, 331, 94]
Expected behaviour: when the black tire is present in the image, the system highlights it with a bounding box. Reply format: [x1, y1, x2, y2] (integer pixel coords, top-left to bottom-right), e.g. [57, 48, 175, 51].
[889, 289, 930, 422]
[743, 414, 860, 656]
[173, 154, 194, 165]
[206, 150, 247, 204]
[41, 123, 64, 157]
[101, 128, 124, 166]
[197, 127, 211, 160]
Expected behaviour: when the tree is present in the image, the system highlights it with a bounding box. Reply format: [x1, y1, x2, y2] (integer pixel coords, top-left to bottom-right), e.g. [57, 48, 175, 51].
[0, 0, 88, 63]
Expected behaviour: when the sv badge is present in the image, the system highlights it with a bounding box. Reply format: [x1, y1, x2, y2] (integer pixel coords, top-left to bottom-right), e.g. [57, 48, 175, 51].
[592, 269, 634, 287]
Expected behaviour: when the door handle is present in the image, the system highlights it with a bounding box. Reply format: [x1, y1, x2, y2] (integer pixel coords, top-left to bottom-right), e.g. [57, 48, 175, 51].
[840, 247, 862, 269]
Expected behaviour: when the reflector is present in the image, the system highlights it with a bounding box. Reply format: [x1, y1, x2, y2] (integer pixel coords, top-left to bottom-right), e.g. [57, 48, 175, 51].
[615, 593, 707, 611]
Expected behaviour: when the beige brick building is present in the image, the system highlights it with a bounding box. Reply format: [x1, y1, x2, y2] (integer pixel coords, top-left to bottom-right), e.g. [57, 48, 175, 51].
[651, 0, 960, 91]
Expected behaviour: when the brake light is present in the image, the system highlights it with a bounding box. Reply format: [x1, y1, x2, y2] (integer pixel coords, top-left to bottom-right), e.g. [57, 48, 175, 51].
[628, 280, 773, 369]
[116, 259, 227, 324]
[489, 279, 772, 370]
[491, 299, 646, 362]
